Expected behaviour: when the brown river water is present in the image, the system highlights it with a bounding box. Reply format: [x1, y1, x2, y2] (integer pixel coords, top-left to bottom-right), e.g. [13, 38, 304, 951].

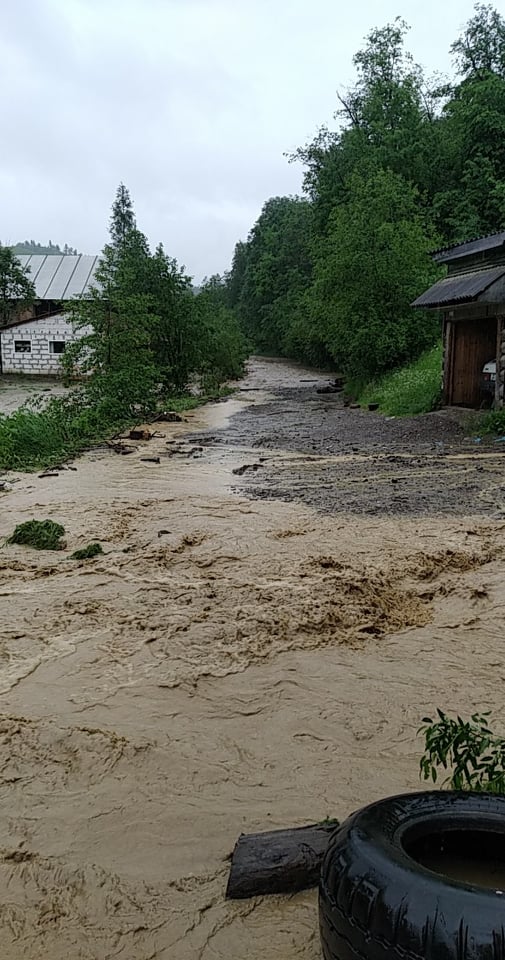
[1, 357, 505, 958]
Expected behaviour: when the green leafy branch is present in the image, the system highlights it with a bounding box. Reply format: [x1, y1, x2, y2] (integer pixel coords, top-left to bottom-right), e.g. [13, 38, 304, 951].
[419, 709, 505, 794]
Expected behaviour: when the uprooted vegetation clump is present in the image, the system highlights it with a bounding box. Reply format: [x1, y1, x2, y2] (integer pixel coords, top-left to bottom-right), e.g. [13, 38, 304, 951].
[70, 543, 104, 560]
[7, 519, 65, 551]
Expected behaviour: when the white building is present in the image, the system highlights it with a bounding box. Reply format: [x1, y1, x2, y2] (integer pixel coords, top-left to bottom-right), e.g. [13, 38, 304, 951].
[0, 254, 98, 376]
[0, 313, 84, 375]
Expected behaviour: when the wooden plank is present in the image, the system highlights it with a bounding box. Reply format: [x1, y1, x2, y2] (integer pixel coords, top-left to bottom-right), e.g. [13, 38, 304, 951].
[225, 821, 339, 900]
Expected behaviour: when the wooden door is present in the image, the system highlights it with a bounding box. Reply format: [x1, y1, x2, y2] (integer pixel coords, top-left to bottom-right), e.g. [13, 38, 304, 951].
[450, 317, 497, 407]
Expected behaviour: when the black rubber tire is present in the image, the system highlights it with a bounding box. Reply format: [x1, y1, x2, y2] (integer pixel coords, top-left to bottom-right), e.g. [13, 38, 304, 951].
[320, 791, 505, 960]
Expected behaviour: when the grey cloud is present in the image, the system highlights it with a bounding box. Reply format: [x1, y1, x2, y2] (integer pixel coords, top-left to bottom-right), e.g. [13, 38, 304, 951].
[1, 0, 480, 279]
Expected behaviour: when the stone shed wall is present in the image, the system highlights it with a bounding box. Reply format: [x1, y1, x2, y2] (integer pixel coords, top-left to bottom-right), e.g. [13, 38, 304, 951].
[497, 314, 505, 408]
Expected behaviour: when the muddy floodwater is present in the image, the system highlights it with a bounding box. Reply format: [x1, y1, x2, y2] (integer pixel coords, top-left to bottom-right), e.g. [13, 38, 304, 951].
[0, 376, 67, 415]
[1, 357, 505, 958]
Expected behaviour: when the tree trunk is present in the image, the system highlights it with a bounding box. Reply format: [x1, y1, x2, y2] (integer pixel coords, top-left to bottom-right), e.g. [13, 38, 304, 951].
[225, 821, 339, 900]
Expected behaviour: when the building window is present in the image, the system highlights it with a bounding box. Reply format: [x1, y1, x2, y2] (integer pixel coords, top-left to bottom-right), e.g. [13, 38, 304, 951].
[14, 340, 31, 353]
[50, 341, 66, 354]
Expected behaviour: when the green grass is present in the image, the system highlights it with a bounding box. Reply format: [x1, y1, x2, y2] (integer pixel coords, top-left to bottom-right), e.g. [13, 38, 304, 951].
[357, 343, 443, 416]
[7, 519, 65, 550]
[476, 409, 505, 436]
[0, 387, 233, 473]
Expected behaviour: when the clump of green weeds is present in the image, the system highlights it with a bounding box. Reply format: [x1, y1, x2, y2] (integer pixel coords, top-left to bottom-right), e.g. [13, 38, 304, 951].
[7, 519, 65, 550]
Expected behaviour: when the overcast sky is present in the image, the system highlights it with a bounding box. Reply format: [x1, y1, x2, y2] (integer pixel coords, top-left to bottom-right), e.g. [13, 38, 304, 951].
[1, 0, 480, 280]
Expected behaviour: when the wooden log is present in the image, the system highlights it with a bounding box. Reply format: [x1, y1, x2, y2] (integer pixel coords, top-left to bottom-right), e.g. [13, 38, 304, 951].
[225, 821, 339, 900]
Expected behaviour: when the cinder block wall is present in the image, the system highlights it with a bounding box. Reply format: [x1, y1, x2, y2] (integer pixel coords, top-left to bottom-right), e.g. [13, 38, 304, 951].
[0, 315, 89, 375]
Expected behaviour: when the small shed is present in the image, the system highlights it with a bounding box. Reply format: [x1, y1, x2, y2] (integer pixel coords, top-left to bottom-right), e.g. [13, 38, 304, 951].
[413, 232, 505, 408]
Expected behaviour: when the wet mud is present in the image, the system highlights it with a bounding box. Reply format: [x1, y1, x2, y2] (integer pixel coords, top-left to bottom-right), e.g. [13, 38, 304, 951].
[192, 361, 505, 517]
[0, 357, 504, 958]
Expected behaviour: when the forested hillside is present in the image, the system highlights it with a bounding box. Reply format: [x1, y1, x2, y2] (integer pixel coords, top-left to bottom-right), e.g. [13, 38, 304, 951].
[11, 241, 79, 256]
[226, 4, 505, 382]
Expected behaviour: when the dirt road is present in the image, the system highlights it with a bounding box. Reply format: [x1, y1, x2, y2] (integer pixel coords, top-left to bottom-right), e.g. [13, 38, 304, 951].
[1, 357, 505, 959]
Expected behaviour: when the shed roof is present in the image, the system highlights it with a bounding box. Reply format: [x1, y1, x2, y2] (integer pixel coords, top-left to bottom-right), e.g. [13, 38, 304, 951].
[18, 254, 99, 300]
[412, 266, 505, 309]
[431, 232, 505, 264]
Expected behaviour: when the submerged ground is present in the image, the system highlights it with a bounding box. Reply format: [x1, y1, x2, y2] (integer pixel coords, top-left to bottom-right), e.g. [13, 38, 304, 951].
[0, 357, 504, 959]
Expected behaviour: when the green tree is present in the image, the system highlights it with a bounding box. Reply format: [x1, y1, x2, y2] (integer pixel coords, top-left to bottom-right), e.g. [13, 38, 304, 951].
[232, 196, 315, 353]
[109, 183, 136, 250]
[0, 244, 36, 326]
[149, 243, 197, 391]
[67, 183, 243, 412]
[291, 19, 438, 231]
[66, 190, 159, 413]
[194, 276, 248, 389]
[451, 3, 505, 79]
[432, 5, 505, 238]
[310, 168, 441, 379]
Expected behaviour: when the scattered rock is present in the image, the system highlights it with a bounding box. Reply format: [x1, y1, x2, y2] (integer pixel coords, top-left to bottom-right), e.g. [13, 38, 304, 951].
[129, 429, 152, 441]
[38, 472, 59, 479]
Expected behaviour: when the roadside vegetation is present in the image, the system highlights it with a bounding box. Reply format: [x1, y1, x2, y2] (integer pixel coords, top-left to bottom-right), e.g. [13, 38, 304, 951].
[0, 186, 247, 472]
[477, 408, 505, 435]
[223, 4, 505, 397]
[354, 344, 443, 416]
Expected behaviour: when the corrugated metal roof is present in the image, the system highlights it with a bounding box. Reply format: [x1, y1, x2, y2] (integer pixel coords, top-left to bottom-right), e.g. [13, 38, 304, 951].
[17, 254, 99, 299]
[431, 232, 505, 264]
[412, 266, 505, 308]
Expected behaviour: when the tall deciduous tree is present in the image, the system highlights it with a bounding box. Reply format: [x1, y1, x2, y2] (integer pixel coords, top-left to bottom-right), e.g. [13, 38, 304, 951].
[233, 196, 314, 353]
[451, 3, 505, 79]
[311, 168, 441, 379]
[0, 245, 36, 326]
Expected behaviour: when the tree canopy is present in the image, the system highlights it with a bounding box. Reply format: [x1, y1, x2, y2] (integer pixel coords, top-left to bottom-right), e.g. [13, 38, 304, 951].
[0, 244, 36, 326]
[66, 184, 247, 415]
[10, 240, 79, 256]
[226, 3, 505, 381]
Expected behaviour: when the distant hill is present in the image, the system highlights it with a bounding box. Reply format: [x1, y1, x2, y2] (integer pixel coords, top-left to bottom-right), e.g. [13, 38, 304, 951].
[11, 240, 79, 256]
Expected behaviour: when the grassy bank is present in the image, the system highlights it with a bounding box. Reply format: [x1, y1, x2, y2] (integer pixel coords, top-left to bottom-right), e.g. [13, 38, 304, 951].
[477, 409, 505, 436]
[0, 388, 231, 473]
[351, 343, 443, 416]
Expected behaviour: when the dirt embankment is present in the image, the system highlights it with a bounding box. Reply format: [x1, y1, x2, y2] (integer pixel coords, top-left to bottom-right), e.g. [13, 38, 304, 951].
[0, 357, 504, 959]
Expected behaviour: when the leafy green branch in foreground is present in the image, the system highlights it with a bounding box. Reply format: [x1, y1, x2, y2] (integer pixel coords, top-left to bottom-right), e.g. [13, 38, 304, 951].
[419, 709, 505, 794]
